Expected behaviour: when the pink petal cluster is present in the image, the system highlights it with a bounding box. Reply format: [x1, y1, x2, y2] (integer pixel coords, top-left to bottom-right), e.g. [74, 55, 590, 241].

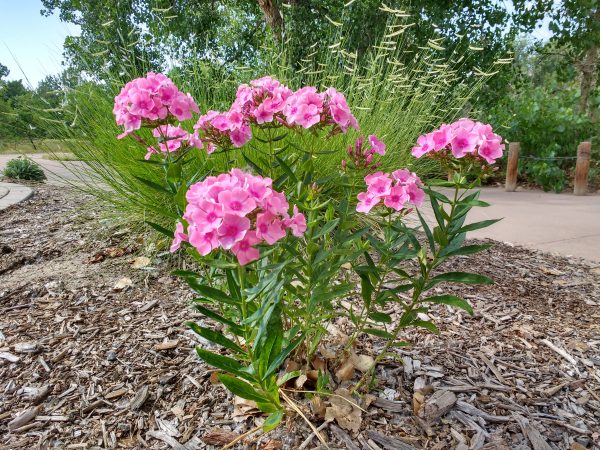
[356, 169, 424, 213]
[144, 124, 201, 160]
[411, 119, 503, 164]
[342, 134, 386, 170]
[192, 110, 252, 152]
[282, 86, 359, 133]
[113, 72, 199, 138]
[234, 76, 293, 125]
[170, 169, 307, 265]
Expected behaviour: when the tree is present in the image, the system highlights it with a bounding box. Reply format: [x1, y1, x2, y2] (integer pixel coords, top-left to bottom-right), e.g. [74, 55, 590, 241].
[0, 62, 8, 80]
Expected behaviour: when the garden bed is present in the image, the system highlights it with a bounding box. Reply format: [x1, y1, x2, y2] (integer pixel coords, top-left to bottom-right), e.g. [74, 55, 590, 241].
[1, 186, 599, 449]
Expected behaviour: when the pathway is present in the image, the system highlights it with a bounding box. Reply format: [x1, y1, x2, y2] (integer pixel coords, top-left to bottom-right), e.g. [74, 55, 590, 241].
[1, 153, 599, 262]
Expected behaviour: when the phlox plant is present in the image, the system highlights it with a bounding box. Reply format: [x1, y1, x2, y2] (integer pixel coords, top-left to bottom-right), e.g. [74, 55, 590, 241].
[114, 72, 503, 432]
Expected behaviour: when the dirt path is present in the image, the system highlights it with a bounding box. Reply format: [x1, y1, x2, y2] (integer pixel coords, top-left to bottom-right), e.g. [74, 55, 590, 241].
[1, 186, 599, 449]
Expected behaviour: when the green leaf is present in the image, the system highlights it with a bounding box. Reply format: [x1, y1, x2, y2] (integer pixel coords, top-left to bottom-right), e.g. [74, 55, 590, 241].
[412, 320, 439, 334]
[133, 175, 172, 194]
[187, 322, 245, 354]
[190, 283, 237, 305]
[192, 303, 244, 335]
[430, 271, 494, 286]
[457, 219, 501, 234]
[462, 199, 490, 207]
[314, 218, 340, 237]
[417, 209, 435, 254]
[360, 273, 374, 308]
[217, 374, 269, 402]
[146, 220, 174, 238]
[264, 334, 304, 380]
[368, 311, 392, 323]
[242, 153, 266, 176]
[421, 295, 474, 315]
[263, 410, 284, 432]
[195, 348, 253, 381]
[364, 328, 395, 339]
[275, 156, 298, 182]
[277, 370, 301, 386]
[166, 162, 182, 183]
[442, 244, 492, 257]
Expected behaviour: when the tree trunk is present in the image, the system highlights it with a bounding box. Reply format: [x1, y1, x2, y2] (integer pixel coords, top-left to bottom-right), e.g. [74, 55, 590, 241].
[577, 45, 598, 119]
[256, 0, 283, 41]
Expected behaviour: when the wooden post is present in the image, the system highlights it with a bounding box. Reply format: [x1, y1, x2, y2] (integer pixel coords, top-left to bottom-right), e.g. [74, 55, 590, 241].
[505, 142, 520, 192]
[574, 141, 591, 196]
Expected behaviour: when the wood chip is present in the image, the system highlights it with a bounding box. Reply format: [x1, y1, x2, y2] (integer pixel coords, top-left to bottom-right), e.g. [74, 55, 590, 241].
[201, 428, 239, 446]
[367, 430, 419, 450]
[0, 351, 19, 363]
[515, 415, 552, 450]
[155, 340, 179, 351]
[8, 406, 42, 431]
[418, 390, 456, 422]
[130, 385, 149, 410]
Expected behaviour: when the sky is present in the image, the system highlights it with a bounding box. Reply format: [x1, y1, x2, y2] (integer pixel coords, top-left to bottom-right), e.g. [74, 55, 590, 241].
[0, 1, 553, 89]
[0, 0, 80, 87]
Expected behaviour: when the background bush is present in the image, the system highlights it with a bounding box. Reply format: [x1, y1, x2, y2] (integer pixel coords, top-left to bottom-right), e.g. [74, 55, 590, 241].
[2, 157, 46, 181]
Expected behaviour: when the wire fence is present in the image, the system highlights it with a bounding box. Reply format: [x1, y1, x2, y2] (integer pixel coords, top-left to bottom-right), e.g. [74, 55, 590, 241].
[519, 155, 598, 162]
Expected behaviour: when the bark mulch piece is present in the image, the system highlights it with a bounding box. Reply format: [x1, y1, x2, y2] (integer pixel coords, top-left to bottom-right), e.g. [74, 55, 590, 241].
[1, 186, 599, 449]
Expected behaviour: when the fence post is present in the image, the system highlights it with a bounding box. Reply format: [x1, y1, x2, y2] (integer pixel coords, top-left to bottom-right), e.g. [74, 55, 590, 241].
[505, 142, 520, 192]
[574, 141, 591, 196]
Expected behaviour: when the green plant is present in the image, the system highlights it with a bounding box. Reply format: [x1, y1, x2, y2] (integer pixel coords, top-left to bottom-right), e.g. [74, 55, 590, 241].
[2, 157, 46, 181]
[119, 68, 501, 434]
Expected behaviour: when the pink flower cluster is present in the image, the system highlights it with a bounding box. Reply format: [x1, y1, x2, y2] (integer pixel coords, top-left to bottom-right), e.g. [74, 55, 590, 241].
[192, 110, 252, 153]
[342, 134, 386, 170]
[283, 86, 359, 132]
[144, 124, 201, 160]
[170, 169, 307, 265]
[356, 169, 425, 213]
[234, 76, 293, 125]
[113, 72, 199, 138]
[191, 76, 360, 152]
[412, 119, 503, 164]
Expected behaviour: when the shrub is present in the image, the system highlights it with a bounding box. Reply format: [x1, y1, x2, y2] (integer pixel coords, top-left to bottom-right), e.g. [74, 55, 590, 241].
[2, 157, 46, 181]
[113, 72, 502, 431]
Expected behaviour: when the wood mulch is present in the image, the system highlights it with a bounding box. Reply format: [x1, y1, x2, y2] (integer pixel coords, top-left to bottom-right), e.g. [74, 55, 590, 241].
[1, 186, 599, 450]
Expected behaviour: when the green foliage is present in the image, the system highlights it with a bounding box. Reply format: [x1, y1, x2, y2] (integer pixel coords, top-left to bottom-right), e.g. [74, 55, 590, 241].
[484, 40, 599, 192]
[2, 157, 46, 181]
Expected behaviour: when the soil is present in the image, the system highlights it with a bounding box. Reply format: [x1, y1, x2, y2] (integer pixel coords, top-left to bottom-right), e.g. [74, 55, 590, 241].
[1, 186, 599, 450]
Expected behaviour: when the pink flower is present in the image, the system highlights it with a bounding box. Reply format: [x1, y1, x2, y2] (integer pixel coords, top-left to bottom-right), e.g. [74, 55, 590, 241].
[188, 228, 219, 256]
[450, 127, 479, 158]
[176, 169, 306, 264]
[405, 182, 425, 207]
[411, 119, 504, 165]
[365, 172, 392, 196]
[368, 135, 386, 155]
[478, 138, 503, 164]
[170, 222, 188, 252]
[383, 185, 409, 211]
[356, 192, 380, 213]
[356, 168, 425, 214]
[218, 187, 257, 217]
[432, 124, 452, 150]
[285, 206, 307, 237]
[231, 231, 261, 265]
[113, 73, 200, 137]
[411, 133, 434, 158]
[256, 212, 287, 244]
[218, 214, 251, 249]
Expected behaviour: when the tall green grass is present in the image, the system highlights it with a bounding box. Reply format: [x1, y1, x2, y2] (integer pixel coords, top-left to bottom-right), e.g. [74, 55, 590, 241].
[44, 4, 505, 230]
